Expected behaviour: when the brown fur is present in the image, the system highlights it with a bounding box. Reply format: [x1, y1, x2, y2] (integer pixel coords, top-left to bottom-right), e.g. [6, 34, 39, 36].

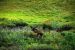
[31, 27, 43, 37]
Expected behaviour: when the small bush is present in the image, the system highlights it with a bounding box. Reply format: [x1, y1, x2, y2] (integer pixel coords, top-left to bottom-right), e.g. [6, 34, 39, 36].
[59, 31, 75, 50]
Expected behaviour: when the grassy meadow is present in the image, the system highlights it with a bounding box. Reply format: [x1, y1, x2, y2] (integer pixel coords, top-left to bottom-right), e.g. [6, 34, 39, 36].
[0, 0, 75, 50]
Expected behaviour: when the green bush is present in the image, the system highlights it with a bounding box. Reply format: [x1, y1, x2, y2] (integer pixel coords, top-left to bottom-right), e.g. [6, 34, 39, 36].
[58, 31, 75, 50]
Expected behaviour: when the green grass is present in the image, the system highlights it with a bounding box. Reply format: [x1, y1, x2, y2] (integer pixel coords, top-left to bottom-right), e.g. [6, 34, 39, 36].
[0, 0, 74, 25]
[0, 0, 75, 50]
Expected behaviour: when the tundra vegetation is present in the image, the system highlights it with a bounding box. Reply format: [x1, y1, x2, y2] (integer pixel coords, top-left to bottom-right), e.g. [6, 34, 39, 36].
[0, 0, 75, 50]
